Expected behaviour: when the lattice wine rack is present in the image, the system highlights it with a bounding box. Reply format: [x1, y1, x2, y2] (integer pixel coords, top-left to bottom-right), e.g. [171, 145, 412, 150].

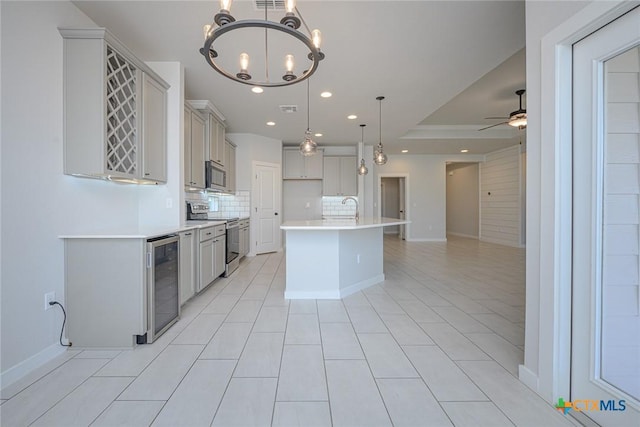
[106, 46, 138, 176]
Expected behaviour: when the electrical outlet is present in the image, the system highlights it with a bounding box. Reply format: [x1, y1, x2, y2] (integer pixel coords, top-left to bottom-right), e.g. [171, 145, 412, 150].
[44, 292, 55, 310]
[357, 254, 361, 264]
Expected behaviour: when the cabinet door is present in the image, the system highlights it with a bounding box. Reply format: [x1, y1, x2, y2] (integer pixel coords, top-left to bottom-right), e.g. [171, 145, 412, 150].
[339, 156, 357, 196]
[322, 157, 341, 195]
[198, 239, 214, 291]
[179, 231, 195, 305]
[215, 121, 226, 167]
[184, 107, 192, 186]
[208, 114, 219, 164]
[226, 141, 236, 193]
[305, 150, 324, 179]
[283, 149, 305, 179]
[191, 112, 206, 189]
[214, 236, 226, 277]
[141, 73, 167, 182]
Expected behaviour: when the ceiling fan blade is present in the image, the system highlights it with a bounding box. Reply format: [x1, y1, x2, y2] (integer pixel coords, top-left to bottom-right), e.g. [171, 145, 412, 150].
[484, 116, 509, 120]
[478, 121, 509, 131]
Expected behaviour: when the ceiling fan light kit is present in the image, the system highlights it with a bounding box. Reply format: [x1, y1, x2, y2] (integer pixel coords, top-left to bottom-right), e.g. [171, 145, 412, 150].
[479, 89, 527, 131]
[200, 0, 325, 87]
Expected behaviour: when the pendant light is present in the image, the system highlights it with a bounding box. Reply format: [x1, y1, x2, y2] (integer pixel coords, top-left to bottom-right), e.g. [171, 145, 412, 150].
[374, 96, 388, 166]
[299, 78, 317, 156]
[358, 124, 368, 175]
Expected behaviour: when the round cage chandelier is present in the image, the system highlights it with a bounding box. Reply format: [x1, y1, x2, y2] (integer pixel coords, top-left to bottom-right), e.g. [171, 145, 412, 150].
[200, 0, 325, 88]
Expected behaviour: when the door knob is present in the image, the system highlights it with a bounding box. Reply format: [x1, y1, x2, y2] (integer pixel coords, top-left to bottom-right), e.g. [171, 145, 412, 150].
[275, 212, 279, 216]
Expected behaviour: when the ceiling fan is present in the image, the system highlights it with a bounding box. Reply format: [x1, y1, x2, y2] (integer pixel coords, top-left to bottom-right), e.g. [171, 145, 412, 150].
[479, 89, 527, 131]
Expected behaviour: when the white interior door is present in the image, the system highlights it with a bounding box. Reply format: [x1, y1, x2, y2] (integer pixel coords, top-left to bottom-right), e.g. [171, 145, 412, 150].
[252, 162, 281, 254]
[399, 177, 406, 240]
[572, 6, 640, 425]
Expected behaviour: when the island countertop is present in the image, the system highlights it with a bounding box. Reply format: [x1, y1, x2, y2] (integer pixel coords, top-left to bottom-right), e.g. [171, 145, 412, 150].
[280, 217, 409, 230]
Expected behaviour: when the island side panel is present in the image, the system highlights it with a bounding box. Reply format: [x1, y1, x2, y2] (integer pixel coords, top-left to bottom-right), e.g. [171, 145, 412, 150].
[64, 238, 146, 347]
[337, 227, 385, 297]
[284, 230, 340, 299]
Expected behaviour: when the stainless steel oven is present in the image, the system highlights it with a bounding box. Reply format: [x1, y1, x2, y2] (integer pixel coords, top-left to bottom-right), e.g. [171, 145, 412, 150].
[224, 219, 240, 276]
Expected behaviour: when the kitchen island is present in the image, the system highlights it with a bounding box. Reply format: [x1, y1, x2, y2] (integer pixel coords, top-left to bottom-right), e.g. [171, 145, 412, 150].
[280, 217, 409, 299]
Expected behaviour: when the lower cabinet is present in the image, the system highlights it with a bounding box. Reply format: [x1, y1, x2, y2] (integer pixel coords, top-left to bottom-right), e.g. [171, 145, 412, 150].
[179, 230, 196, 305]
[239, 219, 250, 258]
[197, 224, 226, 292]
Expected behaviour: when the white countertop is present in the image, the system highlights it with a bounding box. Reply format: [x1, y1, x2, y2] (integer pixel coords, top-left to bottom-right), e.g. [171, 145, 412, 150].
[59, 220, 227, 239]
[281, 217, 410, 230]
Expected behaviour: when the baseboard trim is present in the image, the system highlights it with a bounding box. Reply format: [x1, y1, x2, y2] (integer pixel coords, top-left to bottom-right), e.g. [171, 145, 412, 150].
[1, 343, 68, 391]
[518, 364, 539, 393]
[447, 232, 479, 239]
[406, 238, 447, 242]
[284, 274, 385, 300]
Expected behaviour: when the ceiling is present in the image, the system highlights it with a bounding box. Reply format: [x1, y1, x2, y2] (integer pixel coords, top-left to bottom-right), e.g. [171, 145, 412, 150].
[72, 0, 526, 155]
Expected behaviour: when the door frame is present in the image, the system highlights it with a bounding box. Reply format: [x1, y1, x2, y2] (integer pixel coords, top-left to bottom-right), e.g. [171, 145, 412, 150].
[251, 160, 282, 255]
[525, 0, 638, 410]
[377, 173, 410, 239]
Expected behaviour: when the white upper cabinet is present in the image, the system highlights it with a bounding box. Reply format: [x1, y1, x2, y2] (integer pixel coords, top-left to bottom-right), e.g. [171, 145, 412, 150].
[184, 105, 206, 189]
[283, 148, 324, 179]
[188, 100, 226, 168]
[323, 156, 357, 196]
[60, 28, 169, 184]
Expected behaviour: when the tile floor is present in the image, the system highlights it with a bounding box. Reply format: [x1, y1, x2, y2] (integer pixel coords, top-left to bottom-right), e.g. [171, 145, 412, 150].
[0, 236, 581, 426]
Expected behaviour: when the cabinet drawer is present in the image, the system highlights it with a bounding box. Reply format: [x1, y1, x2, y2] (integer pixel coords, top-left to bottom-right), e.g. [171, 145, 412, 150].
[199, 226, 217, 242]
[240, 219, 250, 227]
[214, 224, 226, 237]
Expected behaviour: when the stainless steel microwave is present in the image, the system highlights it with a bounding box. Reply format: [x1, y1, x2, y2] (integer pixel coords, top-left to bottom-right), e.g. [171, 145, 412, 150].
[205, 160, 226, 191]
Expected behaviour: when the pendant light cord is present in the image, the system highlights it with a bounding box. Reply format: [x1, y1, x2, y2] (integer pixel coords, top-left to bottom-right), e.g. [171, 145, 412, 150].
[307, 78, 310, 132]
[264, 1, 269, 81]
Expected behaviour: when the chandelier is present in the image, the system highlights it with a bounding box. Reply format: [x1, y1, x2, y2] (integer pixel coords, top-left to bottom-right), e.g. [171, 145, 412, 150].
[374, 96, 388, 166]
[200, 0, 325, 87]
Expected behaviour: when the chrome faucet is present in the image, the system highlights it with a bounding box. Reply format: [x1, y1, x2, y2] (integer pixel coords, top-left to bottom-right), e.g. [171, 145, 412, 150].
[342, 197, 359, 221]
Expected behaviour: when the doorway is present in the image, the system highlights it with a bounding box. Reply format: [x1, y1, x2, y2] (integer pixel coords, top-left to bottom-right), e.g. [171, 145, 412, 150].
[251, 161, 282, 255]
[378, 174, 408, 240]
[571, 6, 639, 425]
[445, 162, 479, 239]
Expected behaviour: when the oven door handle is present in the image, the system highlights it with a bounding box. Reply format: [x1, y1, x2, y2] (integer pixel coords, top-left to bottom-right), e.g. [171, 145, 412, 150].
[226, 223, 240, 229]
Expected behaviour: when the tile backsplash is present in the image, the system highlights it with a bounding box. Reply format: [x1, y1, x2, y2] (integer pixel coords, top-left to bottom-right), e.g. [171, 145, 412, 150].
[208, 190, 251, 219]
[322, 196, 357, 218]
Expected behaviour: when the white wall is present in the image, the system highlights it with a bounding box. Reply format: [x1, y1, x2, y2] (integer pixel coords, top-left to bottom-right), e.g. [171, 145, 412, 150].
[480, 145, 522, 247]
[374, 154, 483, 241]
[446, 163, 479, 238]
[226, 133, 282, 191]
[0, 1, 184, 385]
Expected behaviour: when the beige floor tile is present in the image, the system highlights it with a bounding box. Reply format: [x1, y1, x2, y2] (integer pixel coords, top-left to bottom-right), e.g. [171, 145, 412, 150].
[241, 284, 270, 300]
[31, 377, 133, 427]
[234, 332, 284, 377]
[171, 313, 225, 345]
[91, 401, 165, 427]
[403, 345, 487, 401]
[432, 306, 493, 333]
[345, 306, 388, 333]
[152, 360, 235, 426]
[225, 299, 263, 322]
[380, 313, 434, 345]
[325, 360, 392, 427]
[365, 293, 406, 314]
[272, 402, 332, 427]
[419, 322, 490, 361]
[289, 299, 317, 314]
[200, 322, 253, 359]
[253, 306, 289, 333]
[118, 344, 202, 400]
[320, 323, 365, 360]
[201, 294, 241, 314]
[74, 350, 122, 359]
[285, 313, 321, 344]
[212, 378, 277, 427]
[458, 361, 575, 427]
[465, 333, 524, 375]
[472, 313, 525, 346]
[441, 401, 515, 426]
[358, 334, 418, 378]
[396, 299, 444, 323]
[377, 378, 453, 426]
[276, 345, 327, 401]
[0, 358, 109, 426]
[317, 300, 350, 322]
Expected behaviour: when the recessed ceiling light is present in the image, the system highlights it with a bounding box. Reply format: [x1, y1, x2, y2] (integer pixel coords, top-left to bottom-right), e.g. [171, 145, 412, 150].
[266, 121, 275, 126]
[251, 87, 264, 94]
[460, 149, 469, 153]
[315, 133, 323, 137]
[320, 92, 332, 98]
[347, 115, 357, 120]
[401, 149, 408, 153]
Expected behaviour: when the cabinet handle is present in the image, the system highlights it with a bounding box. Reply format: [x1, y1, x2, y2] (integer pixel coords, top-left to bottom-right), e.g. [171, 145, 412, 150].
[185, 233, 192, 236]
[144, 172, 150, 176]
[206, 232, 212, 235]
